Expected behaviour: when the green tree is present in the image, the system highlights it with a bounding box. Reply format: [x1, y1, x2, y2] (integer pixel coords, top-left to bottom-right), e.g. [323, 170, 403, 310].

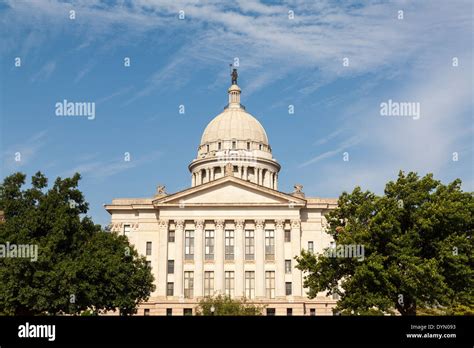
[195, 294, 265, 316]
[296, 171, 473, 316]
[0, 172, 155, 315]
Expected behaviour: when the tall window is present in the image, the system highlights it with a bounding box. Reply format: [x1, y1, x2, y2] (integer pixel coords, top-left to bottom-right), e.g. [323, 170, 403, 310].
[184, 271, 194, 298]
[247, 141, 250, 150]
[218, 142, 222, 150]
[167, 260, 174, 274]
[287, 308, 293, 316]
[284, 229, 291, 243]
[225, 271, 235, 297]
[245, 271, 255, 299]
[168, 230, 175, 243]
[167, 282, 174, 296]
[123, 224, 131, 237]
[265, 230, 275, 260]
[166, 308, 172, 316]
[285, 282, 292, 296]
[232, 141, 236, 149]
[285, 260, 292, 274]
[185, 230, 194, 260]
[310, 308, 316, 316]
[204, 271, 214, 297]
[245, 230, 255, 260]
[144, 309, 150, 316]
[225, 230, 234, 260]
[265, 271, 275, 299]
[205, 230, 214, 260]
[308, 241, 314, 253]
[146, 241, 152, 256]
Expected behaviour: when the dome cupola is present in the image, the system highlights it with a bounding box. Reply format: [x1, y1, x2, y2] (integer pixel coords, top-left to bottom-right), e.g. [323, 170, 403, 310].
[188, 70, 280, 189]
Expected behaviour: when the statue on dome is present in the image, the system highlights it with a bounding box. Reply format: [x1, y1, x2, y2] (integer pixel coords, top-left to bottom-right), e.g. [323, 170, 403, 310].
[231, 68, 238, 85]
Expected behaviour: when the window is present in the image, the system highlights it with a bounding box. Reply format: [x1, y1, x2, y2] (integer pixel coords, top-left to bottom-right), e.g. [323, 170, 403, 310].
[245, 230, 254, 260]
[166, 308, 172, 316]
[206, 144, 209, 152]
[218, 142, 222, 150]
[167, 260, 174, 274]
[204, 271, 214, 297]
[308, 241, 314, 253]
[168, 230, 175, 243]
[183, 308, 193, 316]
[146, 241, 152, 255]
[123, 224, 131, 237]
[205, 230, 214, 260]
[259, 144, 262, 150]
[146, 261, 151, 268]
[287, 308, 293, 316]
[167, 282, 174, 296]
[184, 272, 194, 298]
[245, 271, 255, 299]
[266, 308, 275, 316]
[185, 230, 194, 260]
[232, 141, 236, 149]
[284, 229, 291, 243]
[310, 308, 316, 316]
[225, 230, 234, 260]
[144, 309, 150, 316]
[332, 291, 340, 300]
[265, 271, 275, 299]
[265, 230, 275, 260]
[225, 271, 235, 297]
[285, 260, 292, 274]
[285, 282, 292, 296]
[247, 141, 250, 150]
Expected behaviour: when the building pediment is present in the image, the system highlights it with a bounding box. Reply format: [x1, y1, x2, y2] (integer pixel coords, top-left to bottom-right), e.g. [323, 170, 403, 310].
[153, 176, 306, 207]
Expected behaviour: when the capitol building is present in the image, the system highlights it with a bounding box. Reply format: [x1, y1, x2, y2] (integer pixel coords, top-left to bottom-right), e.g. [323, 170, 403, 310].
[105, 71, 338, 316]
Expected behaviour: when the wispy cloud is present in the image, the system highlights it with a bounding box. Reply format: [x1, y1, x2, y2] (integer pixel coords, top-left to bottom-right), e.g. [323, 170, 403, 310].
[1, 130, 48, 172]
[30, 61, 56, 83]
[300, 135, 362, 168]
[62, 150, 162, 179]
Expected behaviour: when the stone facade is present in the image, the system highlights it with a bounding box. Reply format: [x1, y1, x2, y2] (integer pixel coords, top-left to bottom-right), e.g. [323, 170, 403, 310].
[105, 77, 338, 315]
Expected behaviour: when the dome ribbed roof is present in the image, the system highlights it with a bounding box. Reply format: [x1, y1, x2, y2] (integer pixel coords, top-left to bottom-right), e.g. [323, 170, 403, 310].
[200, 107, 269, 145]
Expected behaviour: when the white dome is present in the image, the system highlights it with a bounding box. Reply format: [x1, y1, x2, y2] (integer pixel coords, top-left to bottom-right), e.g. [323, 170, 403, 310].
[200, 107, 269, 146]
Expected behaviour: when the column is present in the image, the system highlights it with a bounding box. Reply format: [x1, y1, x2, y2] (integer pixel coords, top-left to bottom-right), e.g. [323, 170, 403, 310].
[210, 167, 215, 181]
[215, 219, 225, 295]
[157, 219, 169, 298]
[291, 219, 302, 297]
[234, 219, 245, 298]
[275, 219, 285, 298]
[192, 173, 196, 187]
[194, 219, 204, 298]
[243, 166, 248, 181]
[237, 166, 241, 178]
[175, 219, 185, 300]
[206, 168, 210, 183]
[255, 219, 265, 298]
[274, 173, 278, 190]
[197, 171, 202, 186]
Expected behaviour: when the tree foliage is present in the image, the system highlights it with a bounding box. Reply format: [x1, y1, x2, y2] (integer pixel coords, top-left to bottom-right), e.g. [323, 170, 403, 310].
[195, 295, 265, 316]
[0, 172, 155, 315]
[296, 171, 473, 315]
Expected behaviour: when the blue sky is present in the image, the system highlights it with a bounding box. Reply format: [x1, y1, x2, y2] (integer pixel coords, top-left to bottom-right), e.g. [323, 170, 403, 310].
[1, 0, 473, 227]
